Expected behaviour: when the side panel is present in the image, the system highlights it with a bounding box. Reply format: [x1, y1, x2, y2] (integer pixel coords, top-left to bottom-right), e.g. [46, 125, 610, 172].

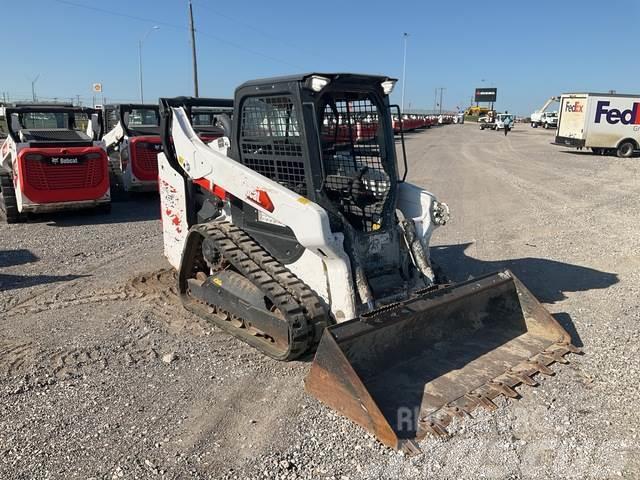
[158, 152, 189, 270]
[396, 182, 444, 242]
[584, 95, 640, 148]
[286, 235, 357, 322]
[557, 94, 588, 140]
[286, 248, 330, 303]
[128, 136, 162, 189]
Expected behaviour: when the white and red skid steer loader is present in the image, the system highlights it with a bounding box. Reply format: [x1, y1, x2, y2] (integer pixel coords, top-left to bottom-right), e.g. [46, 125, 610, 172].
[157, 74, 580, 453]
[103, 104, 163, 193]
[0, 104, 110, 222]
[103, 102, 233, 193]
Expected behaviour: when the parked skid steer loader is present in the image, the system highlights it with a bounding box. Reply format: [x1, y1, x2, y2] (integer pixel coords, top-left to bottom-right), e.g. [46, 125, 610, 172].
[103, 103, 232, 193]
[103, 104, 164, 192]
[0, 104, 109, 222]
[158, 74, 580, 453]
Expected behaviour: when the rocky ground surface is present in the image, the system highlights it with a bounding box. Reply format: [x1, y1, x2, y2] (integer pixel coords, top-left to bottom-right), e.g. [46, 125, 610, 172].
[1, 124, 639, 479]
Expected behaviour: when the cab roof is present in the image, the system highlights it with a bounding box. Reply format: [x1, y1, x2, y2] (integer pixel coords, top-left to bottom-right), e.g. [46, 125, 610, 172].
[237, 73, 396, 90]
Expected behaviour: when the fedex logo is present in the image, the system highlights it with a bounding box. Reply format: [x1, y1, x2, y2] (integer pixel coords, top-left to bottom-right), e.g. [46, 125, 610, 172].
[595, 101, 640, 125]
[565, 101, 583, 113]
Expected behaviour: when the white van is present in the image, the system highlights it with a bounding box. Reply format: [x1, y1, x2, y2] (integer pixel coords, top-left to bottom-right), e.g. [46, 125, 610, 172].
[555, 93, 640, 157]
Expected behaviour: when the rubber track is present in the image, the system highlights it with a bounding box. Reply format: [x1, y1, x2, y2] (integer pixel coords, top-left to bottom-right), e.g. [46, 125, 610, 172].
[184, 221, 329, 360]
[0, 173, 21, 223]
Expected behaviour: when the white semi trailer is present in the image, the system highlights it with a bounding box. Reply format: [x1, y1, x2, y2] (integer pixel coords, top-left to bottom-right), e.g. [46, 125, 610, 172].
[554, 92, 640, 157]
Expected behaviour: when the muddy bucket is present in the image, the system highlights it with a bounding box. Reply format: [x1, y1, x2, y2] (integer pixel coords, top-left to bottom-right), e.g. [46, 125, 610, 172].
[305, 270, 580, 453]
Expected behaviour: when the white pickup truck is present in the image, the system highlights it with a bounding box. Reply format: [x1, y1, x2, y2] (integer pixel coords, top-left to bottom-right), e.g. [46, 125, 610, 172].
[554, 92, 640, 158]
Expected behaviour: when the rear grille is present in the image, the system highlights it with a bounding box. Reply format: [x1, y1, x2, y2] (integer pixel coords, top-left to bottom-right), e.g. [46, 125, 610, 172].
[25, 157, 105, 190]
[21, 129, 91, 143]
[132, 142, 159, 181]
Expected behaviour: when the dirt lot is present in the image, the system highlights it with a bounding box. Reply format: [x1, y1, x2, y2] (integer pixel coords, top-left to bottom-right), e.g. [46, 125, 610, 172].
[1, 123, 639, 479]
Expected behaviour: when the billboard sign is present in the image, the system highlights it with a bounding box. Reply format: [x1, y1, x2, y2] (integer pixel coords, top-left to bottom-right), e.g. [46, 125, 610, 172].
[475, 87, 497, 103]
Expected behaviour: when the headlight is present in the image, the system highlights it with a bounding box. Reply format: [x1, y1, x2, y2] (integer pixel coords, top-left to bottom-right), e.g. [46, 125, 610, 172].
[381, 80, 396, 95]
[432, 201, 450, 226]
[306, 75, 330, 92]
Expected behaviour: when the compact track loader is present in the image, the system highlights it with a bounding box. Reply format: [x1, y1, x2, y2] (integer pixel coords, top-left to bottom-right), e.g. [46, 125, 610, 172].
[158, 74, 580, 453]
[103, 103, 233, 192]
[103, 104, 163, 192]
[0, 104, 109, 222]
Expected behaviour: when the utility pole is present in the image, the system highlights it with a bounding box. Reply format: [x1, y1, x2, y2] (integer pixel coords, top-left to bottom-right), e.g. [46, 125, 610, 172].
[436, 87, 446, 114]
[31, 74, 40, 102]
[401, 33, 408, 114]
[138, 39, 144, 102]
[188, 0, 200, 97]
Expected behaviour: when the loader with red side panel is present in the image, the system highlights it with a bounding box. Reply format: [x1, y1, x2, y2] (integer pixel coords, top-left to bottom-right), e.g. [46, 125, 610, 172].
[103, 103, 232, 193]
[103, 104, 163, 193]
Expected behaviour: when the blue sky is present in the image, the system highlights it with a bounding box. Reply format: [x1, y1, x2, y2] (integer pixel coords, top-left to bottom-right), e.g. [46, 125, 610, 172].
[2, 0, 638, 115]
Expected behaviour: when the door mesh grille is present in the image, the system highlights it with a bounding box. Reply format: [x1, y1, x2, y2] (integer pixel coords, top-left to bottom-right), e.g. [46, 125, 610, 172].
[320, 96, 390, 232]
[240, 96, 306, 195]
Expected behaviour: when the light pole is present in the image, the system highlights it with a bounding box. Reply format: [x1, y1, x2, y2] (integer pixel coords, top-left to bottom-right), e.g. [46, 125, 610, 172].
[31, 74, 40, 102]
[138, 26, 160, 103]
[401, 33, 408, 114]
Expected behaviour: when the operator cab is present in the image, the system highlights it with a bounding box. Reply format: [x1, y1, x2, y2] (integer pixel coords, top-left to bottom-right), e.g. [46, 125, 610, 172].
[231, 73, 399, 244]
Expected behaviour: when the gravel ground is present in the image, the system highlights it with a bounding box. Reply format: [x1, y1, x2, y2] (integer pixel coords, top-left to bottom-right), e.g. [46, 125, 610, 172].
[1, 123, 639, 479]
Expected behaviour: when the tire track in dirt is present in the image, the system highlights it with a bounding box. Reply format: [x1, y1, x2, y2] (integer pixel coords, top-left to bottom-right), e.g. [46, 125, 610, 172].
[0, 249, 134, 313]
[4, 269, 177, 318]
[0, 268, 206, 384]
[0, 337, 106, 383]
[0, 331, 164, 385]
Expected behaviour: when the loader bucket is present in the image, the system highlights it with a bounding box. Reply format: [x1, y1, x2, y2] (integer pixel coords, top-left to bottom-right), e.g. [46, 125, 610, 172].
[305, 270, 580, 454]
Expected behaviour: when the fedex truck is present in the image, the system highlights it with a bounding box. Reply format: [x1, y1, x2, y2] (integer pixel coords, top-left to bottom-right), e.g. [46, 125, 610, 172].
[554, 93, 640, 157]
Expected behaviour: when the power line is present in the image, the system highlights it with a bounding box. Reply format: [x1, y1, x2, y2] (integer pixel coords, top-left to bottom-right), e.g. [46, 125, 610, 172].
[193, 0, 346, 68]
[48, 0, 303, 69]
[51, 0, 184, 29]
[195, 32, 302, 69]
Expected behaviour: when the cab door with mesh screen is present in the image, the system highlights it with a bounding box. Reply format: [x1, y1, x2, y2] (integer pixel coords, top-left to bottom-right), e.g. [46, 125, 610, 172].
[239, 95, 307, 196]
[234, 94, 309, 263]
[319, 93, 393, 233]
